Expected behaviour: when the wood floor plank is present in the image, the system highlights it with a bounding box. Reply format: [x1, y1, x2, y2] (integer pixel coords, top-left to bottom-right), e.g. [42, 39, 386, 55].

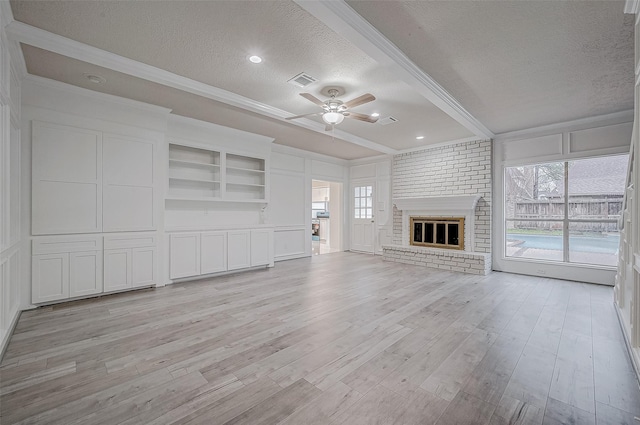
[1, 253, 639, 425]
[542, 397, 595, 425]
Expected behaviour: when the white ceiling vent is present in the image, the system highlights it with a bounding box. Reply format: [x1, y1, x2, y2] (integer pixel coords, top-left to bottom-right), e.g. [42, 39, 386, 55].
[288, 72, 318, 88]
[378, 116, 398, 126]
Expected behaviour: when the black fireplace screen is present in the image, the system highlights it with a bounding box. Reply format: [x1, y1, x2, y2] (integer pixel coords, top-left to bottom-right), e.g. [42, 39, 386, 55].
[410, 217, 464, 250]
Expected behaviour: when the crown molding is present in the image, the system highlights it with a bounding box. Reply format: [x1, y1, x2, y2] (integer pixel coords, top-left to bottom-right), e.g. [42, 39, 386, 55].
[168, 113, 274, 144]
[394, 136, 486, 156]
[494, 109, 634, 142]
[348, 154, 392, 166]
[23, 74, 173, 115]
[271, 142, 350, 166]
[5, 20, 395, 155]
[294, 0, 494, 140]
[624, 0, 640, 14]
[0, 2, 27, 77]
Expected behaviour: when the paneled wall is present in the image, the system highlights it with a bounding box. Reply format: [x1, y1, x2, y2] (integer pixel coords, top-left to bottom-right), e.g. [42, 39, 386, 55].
[614, 1, 640, 379]
[270, 145, 349, 261]
[0, 3, 24, 357]
[494, 114, 632, 284]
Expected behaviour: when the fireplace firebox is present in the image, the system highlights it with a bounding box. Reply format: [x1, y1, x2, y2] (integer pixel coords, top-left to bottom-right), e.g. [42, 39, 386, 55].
[410, 217, 464, 250]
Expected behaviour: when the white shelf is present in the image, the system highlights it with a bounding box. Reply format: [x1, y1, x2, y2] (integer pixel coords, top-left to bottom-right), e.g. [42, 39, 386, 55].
[169, 159, 220, 169]
[227, 166, 265, 174]
[226, 182, 265, 188]
[167, 144, 267, 203]
[169, 177, 221, 185]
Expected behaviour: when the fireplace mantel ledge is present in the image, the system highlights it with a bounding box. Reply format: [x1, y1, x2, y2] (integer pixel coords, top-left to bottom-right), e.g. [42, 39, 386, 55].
[393, 195, 482, 212]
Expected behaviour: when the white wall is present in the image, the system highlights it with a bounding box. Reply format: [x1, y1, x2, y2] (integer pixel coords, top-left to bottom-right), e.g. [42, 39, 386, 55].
[493, 112, 633, 285]
[0, 1, 25, 358]
[270, 144, 349, 261]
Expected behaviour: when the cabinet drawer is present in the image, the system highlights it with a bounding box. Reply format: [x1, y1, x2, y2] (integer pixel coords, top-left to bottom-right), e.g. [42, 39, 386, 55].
[104, 234, 156, 249]
[33, 235, 102, 255]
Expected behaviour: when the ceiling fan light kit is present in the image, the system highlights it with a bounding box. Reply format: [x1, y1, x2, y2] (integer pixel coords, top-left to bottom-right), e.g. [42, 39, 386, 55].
[286, 86, 378, 130]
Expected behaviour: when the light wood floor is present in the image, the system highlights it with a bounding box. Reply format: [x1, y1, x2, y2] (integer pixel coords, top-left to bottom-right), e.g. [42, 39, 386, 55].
[1, 252, 640, 425]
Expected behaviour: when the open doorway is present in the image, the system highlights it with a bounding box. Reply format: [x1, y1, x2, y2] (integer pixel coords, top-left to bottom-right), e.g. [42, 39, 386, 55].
[312, 180, 343, 255]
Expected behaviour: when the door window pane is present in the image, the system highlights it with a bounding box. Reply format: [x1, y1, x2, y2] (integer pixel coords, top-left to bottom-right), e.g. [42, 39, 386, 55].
[569, 221, 620, 267]
[354, 185, 373, 219]
[506, 220, 563, 262]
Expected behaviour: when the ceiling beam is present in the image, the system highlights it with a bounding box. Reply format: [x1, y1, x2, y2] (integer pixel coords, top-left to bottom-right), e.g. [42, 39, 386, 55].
[295, 0, 494, 140]
[5, 20, 397, 155]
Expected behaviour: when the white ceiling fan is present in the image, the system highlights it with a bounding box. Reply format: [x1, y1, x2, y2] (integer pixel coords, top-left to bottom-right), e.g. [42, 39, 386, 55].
[286, 87, 378, 131]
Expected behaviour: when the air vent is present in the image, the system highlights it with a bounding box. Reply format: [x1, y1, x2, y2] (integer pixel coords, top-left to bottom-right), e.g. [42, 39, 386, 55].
[378, 116, 398, 126]
[287, 72, 318, 88]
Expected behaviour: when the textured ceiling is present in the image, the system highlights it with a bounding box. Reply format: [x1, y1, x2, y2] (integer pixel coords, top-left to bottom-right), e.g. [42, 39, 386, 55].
[10, 0, 473, 154]
[21, 45, 380, 160]
[347, 0, 634, 134]
[8, 0, 635, 157]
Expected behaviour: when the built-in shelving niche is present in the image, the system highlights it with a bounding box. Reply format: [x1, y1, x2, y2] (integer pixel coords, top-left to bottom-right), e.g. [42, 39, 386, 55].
[167, 144, 266, 203]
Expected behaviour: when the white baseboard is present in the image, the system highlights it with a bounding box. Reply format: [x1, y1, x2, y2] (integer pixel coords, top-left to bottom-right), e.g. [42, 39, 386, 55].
[614, 303, 640, 386]
[0, 308, 22, 363]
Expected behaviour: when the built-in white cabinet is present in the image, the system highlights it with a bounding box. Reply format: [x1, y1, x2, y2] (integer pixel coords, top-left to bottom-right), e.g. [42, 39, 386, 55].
[228, 230, 251, 270]
[201, 232, 227, 274]
[169, 228, 273, 280]
[104, 235, 156, 292]
[32, 236, 103, 304]
[166, 142, 267, 203]
[32, 122, 103, 235]
[32, 234, 156, 304]
[250, 229, 273, 267]
[32, 121, 157, 235]
[169, 232, 201, 279]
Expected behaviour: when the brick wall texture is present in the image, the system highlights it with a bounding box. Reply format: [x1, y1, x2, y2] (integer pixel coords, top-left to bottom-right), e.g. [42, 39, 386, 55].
[392, 139, 492, 255]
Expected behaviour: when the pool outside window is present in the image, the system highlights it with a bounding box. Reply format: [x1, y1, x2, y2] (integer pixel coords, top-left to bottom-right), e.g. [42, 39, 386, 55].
[504, 155, 627, 267]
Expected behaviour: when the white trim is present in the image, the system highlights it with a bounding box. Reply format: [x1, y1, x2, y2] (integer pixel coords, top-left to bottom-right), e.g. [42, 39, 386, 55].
[348, 154, 392, 166]
[0, 1, 27, 77]
[495, 110, 634, 142]
[0, 308, 20, 363]
[294, 0, 493, 140]
[168, 114, 274, 144]
[394, 136, 486, 156]
[393, 195, 481, 212]
[271, 143, 350, 166]
[625, 0, 640, 14]
[5, 20, 394, 155]
[393, 195, 481, 251]
[24, 74, 173, 115]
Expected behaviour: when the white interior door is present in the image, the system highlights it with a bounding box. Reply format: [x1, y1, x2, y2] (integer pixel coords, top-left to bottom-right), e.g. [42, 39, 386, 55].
[351, 182, 375, 253]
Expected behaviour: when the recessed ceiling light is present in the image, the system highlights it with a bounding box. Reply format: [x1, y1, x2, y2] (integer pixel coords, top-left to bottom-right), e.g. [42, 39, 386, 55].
[371, 112, 380, 117]
[416, 136, 425, 140]
[249, 55, 263, 64]
[83, 73, 106, 84]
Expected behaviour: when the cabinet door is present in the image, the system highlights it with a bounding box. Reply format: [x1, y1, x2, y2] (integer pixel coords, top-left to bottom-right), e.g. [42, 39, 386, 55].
[104, 249, 131, 292]
[103, 134, 155, 232]
[227, 230, 251, 271]
[201, 232, 227, 275]
[170, 233, 200, 279]
[32, 121, 102, 235]
[251, 229, 272, 266]
[32, 253, 69, 303]
[132, 247, 155, 288]
[70, 251, 103, 297]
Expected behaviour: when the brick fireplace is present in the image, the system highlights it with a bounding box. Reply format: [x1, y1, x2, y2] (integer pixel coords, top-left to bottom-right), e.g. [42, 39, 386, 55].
[383, 140, 492, 275]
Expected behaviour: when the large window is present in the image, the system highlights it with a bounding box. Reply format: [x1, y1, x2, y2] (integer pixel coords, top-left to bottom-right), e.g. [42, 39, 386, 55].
[504, 155, 627, 267]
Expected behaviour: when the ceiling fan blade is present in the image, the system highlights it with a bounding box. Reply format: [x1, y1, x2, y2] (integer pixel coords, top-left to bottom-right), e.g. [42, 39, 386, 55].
[325, 124, 333, 131]
[285, 112, 321, 120]
[345, 112, 378, 123]
[343, 93, 375, 109]
[300, 93, 325, 106]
